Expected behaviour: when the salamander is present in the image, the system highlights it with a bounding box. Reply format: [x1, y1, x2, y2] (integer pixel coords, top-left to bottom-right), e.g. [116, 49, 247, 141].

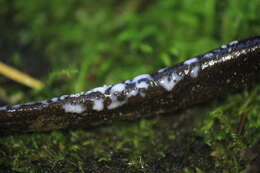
[0, 36, 259, 132]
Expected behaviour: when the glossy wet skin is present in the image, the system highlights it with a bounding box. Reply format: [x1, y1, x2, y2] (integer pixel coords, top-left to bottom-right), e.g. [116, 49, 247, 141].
[0, 36, 259, 132]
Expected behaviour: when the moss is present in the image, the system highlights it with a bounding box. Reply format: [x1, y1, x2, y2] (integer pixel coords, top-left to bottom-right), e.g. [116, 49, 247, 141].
[196, 87, 260, 172]
[0, 0, 259, 172]
[0, 111, 217, 172]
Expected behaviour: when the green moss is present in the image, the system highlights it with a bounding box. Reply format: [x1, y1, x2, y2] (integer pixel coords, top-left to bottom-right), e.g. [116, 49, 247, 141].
[196, 87, 260, 172]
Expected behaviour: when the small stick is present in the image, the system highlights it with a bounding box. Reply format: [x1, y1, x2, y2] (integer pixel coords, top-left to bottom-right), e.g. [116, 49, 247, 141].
[236, 112, 248, 136]
[0, 61, 44, 90]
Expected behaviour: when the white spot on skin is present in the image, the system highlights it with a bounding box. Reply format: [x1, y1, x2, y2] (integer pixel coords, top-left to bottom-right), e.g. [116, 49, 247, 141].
[184, 68, 190, 75]
[110, 83, 126, 93]
[69, 93, 81, 97]
[41, 100, 49, 105]
[229, 40, 238, 46]
[80, 91, 85, 95]
[240, 49, 247, 55]
[60, 95, 69, 100]
[158, 72, 182, 91]
[136, 81, 149, 89]
[124, 80, 131, 84]
[0, 106, 7, 111]
[184, 57, 198, 65]
[223, 55, 233, 61]
[221, 45, 227, 49]
[51, 97, 58, 102]
[203, 53, 214, 58]
[158, 76, 173, 91]
[126, 88, 139, 97]
[190, 65, 200, 78]
[12, 104, 21, 109]
[132, 74, 152, 82]
[63, 103, 86, 114]
[158, 68, 167, 73]
[92, 98, 104, 111]
[90, 85, 111, 94]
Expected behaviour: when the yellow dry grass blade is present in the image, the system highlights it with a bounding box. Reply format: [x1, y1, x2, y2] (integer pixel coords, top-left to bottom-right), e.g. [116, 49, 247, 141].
[0, 61, 44, 90]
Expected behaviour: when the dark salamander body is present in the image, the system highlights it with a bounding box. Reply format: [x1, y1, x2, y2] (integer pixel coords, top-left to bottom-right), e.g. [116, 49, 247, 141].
[0, 36, 260, 132]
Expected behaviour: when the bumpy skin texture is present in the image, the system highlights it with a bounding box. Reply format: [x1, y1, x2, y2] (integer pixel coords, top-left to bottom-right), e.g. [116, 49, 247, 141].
[0, 36, 260, 132]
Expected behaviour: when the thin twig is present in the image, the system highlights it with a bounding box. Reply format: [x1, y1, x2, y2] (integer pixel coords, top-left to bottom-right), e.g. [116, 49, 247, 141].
[0, 61, 44, 90]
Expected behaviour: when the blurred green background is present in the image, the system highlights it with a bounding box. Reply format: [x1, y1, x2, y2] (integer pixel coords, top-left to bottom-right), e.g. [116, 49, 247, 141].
[0, 0, 259, 172]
